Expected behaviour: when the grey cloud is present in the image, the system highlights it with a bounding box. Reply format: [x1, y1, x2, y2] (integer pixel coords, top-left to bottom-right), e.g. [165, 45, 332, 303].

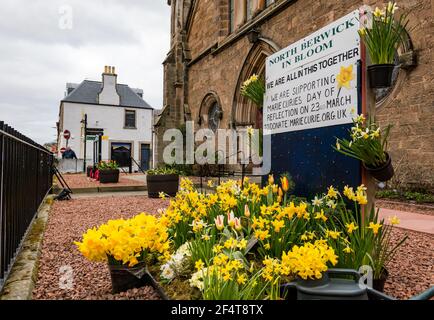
[0, 0, 170, 144]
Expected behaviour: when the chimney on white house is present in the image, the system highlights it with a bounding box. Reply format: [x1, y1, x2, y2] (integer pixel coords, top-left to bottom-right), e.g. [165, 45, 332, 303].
[98, 66, 120, 105]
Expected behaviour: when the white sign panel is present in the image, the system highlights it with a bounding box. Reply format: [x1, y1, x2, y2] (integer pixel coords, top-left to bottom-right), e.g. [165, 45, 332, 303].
[264, 10, 360, 135]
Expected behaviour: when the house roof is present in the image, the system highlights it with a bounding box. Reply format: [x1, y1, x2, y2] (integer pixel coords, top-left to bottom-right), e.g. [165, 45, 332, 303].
[62, 80, 153, 109]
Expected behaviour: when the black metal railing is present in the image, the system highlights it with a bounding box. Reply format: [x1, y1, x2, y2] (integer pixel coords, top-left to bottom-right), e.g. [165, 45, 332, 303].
[0, 121, 54, 289]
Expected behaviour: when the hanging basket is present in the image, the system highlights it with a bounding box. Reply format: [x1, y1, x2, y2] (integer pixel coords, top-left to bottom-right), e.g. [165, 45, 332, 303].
[363, 153, 394, 182]
[367, 64, 395, 88]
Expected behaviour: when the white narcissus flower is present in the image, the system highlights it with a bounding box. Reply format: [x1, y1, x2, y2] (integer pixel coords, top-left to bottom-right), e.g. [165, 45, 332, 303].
[387, 2, 398, 14]
[311, 196, 323, 206]
[160, 264, 175, 280]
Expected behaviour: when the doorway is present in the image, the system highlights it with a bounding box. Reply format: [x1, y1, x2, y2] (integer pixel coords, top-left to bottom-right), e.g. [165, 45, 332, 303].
[140, 144, 151, 171]
[111, 142, 132, 168]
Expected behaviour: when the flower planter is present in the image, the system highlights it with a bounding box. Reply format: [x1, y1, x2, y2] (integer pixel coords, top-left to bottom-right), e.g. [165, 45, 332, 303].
[367, 64, 395, 88]
[147, 174, 179, 198]
[373, 268, 389, 292]
[363, 152, 394, 182]
[108, 262, 148, 294]
[86, 165, 94, 177]
[108, 262, 169, 299]
[99, 169, 120, 183]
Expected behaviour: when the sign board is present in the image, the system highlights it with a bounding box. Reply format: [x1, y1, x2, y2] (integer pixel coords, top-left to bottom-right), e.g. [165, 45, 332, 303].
[101, 135, 109, 141]
[264, 10, 360, 135]
[63, 130, 71, 140]
[86, 135, 97, 141]
[264, 10, 362, 198]
[86, 128, 104, 136]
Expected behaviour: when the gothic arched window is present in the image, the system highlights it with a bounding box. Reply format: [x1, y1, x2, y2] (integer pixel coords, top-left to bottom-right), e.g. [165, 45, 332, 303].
[199, 92, 223, 132]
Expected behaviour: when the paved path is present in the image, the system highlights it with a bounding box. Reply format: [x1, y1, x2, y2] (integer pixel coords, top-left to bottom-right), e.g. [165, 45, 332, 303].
[378, 207, 434, 234]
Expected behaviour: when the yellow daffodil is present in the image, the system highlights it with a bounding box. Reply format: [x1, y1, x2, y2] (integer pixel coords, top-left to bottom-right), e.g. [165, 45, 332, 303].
[268, 174, 274, 185]
[314, 210, 327, 222]
[327, 186, 338, 199]
[373, 7, 384, 17]
[159, 192, 166, 200]
[343, 186, 356, 201]
[367, 222, 382, 234]
[343, 246, 353, 254]
[272, 219, 285, 233]
[336, 65, 355, 89]
[346, 222, 358, 234]
[325, 229, 341, 240]
[195, 259, 205, 271]
[389, 216, 400, 225]
[237, 274, 247, 285]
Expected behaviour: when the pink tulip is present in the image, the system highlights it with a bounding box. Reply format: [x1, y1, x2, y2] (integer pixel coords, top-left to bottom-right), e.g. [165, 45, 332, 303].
[215, 215, 224, 230]
[244, 204, 251, 218]
[227, 211, 236, 227]
[234, 217, 242, 231]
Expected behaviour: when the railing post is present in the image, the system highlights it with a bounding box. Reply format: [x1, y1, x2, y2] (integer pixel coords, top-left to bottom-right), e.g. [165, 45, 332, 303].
[0, 120, 54, 289]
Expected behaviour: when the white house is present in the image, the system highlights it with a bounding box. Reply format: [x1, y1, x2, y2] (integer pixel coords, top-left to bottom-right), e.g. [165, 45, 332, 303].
[57, 66, 154, 172]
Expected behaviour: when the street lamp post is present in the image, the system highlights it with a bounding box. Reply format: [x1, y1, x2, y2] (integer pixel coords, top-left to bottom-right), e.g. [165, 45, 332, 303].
[81, 114, 88, 172]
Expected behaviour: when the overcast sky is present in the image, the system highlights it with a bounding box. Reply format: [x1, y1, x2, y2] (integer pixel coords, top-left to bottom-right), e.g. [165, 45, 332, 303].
[0, 0, 170, 144]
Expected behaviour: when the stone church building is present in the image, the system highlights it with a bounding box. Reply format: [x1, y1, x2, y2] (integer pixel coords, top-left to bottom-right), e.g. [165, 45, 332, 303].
[155, 0, 434, 191]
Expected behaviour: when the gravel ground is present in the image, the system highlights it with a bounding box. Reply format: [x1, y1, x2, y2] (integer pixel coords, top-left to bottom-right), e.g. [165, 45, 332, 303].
[33, 195, 433, 300]
[33, 196, 168, 300]
[376, 199, 434, 216]
[383, 228, 434, 300]
[62, 173, 145, 189]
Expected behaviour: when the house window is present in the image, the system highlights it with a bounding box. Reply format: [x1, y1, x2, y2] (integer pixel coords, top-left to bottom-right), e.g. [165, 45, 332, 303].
[124, 110, 136, 129]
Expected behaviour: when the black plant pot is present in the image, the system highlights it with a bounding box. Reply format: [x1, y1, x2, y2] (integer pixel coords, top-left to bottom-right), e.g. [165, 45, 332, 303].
[99, 169, 120, 183]
[108, 262, 147, 294]
[86, 165, 94, 177]
[367, 64, 395, 88]
[363, 153, 394, 182]
[147, 174, 179, 198]
[373, 269, 389, 292]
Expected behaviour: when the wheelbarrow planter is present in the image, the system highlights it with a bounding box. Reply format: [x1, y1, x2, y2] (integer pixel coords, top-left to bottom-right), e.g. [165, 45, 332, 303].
[281, 268, 434, 300]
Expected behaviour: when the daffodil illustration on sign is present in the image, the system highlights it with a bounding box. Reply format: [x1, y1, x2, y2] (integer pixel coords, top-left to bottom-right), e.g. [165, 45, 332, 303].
[336, 64, 355, 97]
